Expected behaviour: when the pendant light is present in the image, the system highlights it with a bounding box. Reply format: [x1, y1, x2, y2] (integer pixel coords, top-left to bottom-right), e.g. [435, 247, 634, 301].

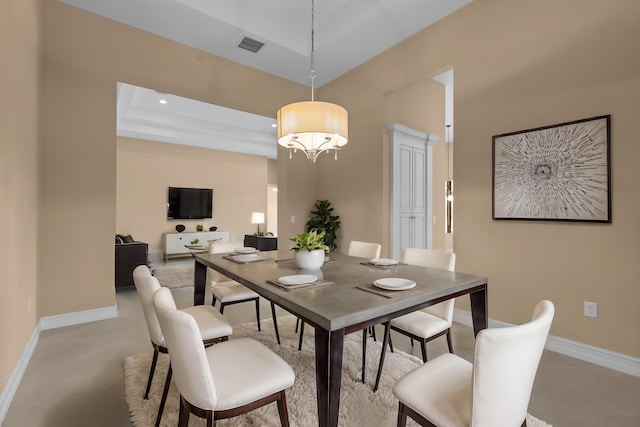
[277, 0, 348, 162]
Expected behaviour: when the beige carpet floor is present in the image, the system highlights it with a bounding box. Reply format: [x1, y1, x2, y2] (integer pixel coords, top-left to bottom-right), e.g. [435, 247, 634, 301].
[124, 315, 551, 426]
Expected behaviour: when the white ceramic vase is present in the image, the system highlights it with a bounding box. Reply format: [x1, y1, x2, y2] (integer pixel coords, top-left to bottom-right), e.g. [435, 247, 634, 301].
[294, 249, 325, 270]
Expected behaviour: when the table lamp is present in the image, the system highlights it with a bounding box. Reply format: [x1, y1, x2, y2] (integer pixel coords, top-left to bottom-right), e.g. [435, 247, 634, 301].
[251, 212, 265, 235]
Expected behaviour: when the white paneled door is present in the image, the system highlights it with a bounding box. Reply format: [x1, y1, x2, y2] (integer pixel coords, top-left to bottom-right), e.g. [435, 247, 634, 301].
[390, 123, 438, 259]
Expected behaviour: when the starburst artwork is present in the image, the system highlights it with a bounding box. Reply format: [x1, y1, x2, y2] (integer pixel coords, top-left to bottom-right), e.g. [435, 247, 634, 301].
[492, 115, 610, 222]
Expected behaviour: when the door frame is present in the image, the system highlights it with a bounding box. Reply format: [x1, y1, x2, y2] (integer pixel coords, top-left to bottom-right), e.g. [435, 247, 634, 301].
[389, 123, 439, 259]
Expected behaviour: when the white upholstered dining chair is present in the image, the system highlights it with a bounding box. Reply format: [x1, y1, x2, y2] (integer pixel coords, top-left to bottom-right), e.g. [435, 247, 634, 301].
[153, 287, 295, 427]
[133, 265, 232, 427]
[208, 242, 282, 344]
[393, 300, 554, 427]
[347, 240, 382, 260]
[296, 240, 382, 359]
[373, 248, 456, 391]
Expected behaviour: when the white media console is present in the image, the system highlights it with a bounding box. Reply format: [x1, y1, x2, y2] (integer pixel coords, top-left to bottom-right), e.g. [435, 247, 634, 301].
[164, 231, 229, 261]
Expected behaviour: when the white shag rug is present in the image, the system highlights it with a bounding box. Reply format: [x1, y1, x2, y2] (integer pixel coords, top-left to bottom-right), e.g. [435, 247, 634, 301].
[124, 316, 551, 427]
[152, 261, 194, 289]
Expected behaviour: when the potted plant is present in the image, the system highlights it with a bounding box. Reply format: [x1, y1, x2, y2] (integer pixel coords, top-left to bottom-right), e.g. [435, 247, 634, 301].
[290, 229, 329, 269]
[306, 200, 341, 252]
[196, 224, 204, 232]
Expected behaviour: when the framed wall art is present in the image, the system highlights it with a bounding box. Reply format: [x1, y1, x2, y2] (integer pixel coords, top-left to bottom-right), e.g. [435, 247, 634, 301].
[492, 115, 611, 222]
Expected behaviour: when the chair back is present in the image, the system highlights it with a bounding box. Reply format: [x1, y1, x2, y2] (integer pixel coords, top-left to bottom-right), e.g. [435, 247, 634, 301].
[133, 265, 164, 346]
[402, 248, 456, 320]
[402, 248, 455, 271]
[348, 240, 382, 259]
[210, 242, 237, 254]
[153, 287, 218, 410]
[471, 300, 555, 427]
[209, 243, 237, 284]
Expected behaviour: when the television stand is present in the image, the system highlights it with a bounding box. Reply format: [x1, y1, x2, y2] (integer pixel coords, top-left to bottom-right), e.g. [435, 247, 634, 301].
[164, 231, 228, 261]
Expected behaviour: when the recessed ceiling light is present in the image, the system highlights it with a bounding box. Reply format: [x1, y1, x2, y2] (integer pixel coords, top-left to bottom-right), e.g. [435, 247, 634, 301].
[156, 90, 168, 104]
[271, 124, 277, 128]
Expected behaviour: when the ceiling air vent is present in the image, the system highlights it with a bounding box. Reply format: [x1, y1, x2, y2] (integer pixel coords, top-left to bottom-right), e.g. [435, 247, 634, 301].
[238, 36, 264, 53]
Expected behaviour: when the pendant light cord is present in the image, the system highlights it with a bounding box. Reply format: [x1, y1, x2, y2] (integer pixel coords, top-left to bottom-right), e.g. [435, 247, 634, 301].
[310, 0, 316, 101]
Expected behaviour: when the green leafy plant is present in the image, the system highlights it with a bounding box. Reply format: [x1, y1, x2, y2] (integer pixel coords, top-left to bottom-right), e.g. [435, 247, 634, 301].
[196, 224, 204, 232]
[306, 200, 341, 252]
[289, 229, 329, 252]
[190, 238, 199, 245]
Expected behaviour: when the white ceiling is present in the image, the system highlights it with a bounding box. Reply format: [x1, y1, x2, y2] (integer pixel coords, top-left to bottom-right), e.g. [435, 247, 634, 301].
[61, 0, 471, 86]
[117, 83, 279, 159]
[68, 0, 470, 157]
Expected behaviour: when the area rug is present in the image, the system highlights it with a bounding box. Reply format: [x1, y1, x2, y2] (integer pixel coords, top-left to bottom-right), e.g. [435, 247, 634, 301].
[124, 316, 551, 427]
[152, 261, 194, 288]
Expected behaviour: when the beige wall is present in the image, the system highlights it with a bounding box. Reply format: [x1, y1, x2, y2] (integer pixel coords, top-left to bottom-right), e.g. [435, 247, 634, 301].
[267, 159, 279, 235]
[267, 159, 278, 185]
[313, 85, 387, 254]
[116, 137, 269, 258]
[315, 67, 450, 256]
[39, 0, 308, 319]
[453, 0, 640, 357]
[0, 0, 41, 396]
[321, 0, 640, 356]
[276, 146, 317, 251]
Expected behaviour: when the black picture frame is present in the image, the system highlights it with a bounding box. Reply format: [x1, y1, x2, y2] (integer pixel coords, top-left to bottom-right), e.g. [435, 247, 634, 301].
[492, 115, 611, 222]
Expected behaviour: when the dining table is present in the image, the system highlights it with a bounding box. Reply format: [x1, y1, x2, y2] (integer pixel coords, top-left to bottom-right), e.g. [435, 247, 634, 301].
[192, 250, 488, 427]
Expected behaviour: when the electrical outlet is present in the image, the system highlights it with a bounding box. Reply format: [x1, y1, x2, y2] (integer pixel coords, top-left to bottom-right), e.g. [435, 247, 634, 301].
[584, 301, 598, 318]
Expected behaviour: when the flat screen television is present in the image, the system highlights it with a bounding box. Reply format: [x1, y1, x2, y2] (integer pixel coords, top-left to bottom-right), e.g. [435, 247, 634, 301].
[167, 187, 213, 220]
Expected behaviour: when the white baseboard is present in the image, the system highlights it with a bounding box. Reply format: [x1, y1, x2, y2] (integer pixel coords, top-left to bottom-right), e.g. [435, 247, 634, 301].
[0, 305, 118, 425]
[39, 305, 117, 330]
[0, 325, 40, 424]
[453, 308, 640, 377]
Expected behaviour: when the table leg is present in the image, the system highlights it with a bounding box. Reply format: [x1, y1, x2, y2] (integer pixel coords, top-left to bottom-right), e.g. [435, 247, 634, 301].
[469, 285, 488, 336]
[193, 260, 207, 306]
[314, 327, 344, 427]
